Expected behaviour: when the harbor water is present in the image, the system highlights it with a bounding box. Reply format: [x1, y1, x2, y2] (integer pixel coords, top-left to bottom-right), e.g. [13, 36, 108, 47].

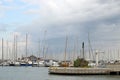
[0, 67, 120, 80]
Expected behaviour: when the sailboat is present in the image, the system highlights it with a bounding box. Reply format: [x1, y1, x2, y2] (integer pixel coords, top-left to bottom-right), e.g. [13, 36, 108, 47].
[0, 38, 9, 66]
[9, 35, 20, 66]
[14, 35, 20, 66]
[0, 38, 4, 66]
[20, 34, 32, 66]
[59, 36, 69, 67]
[37, 39, 45, 67]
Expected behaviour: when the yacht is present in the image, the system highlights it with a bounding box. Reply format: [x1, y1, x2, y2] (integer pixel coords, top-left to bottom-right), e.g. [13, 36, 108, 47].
[38, 60, 45, 67]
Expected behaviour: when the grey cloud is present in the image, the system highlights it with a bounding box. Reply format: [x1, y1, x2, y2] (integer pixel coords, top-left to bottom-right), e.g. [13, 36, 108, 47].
[0, 23, 7, 31]
[15, 0, 120, 54]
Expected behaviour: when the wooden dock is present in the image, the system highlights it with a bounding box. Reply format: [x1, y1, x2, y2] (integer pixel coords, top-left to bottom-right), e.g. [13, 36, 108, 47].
[49, 67, 120, 75]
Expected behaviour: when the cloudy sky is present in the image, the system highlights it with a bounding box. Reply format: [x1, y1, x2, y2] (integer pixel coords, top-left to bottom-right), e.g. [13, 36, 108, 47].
[0, 0, 120, 60]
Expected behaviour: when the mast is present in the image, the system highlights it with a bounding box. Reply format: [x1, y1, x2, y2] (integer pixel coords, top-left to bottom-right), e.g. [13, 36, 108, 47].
[42, 30, 47, 59]
[38, 39, 41, 58]
[73, 40, 76, 61]
[12, 41, 14, 61]
[2, 38, 4, 63]
[88, 32, 94, 60]
[95, 50, 99, 66]
[45, 46, 48, 59]
[64, 36, 68, 65]
[26, 34, 28, 58]
[118, 49, 120, 61]
[13, 35, 15, 61]
[15, 35, 18, 61]
[6, 40, 9, 60]
[108, 49, 110, 62]
[13, 35, 18, 61]
[8, 44, 11, 60]
[88, 32, 91, 60]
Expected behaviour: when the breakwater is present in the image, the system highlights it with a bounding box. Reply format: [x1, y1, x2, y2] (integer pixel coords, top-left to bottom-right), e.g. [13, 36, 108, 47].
[49, 67, 120, 75]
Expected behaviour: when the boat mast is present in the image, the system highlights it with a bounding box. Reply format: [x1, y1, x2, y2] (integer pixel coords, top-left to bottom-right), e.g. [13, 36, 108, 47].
[13, 35, 15, 61]
[43, 30, 47, 59]
[13, 35, 18, 61]
[118, 49, 120, 61]
[38, 39, 41, 58]
[108, 49, 109, 62]
[88, 32, 95, 61]
[88, 32, 91, 60]
[11, 41, 14, 60]
[6, 40, 9, 60]
[64, 36, 68, 65]
[73, 39, 76, 61]
[26, 34, 28, 58]
[45, 46, 48, 59]
[15, 35, 18, 61]
[2, 38, 4, 63]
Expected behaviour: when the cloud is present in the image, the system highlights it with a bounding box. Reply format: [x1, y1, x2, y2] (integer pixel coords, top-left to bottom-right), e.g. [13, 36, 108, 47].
[1, 0, 120, 59]
[4, 0, 13, 3]
[21, 0, 120, 19]
[0, 23, 7, 31]
[23, 9, 40, 14]
[17, 0, 120, 38]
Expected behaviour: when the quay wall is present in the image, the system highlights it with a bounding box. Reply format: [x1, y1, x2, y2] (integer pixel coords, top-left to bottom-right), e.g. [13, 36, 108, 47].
[49, 67, 111, 75]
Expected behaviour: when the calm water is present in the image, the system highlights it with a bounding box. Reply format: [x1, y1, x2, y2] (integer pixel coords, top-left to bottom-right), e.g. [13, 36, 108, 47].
[0, 67, 120, 80]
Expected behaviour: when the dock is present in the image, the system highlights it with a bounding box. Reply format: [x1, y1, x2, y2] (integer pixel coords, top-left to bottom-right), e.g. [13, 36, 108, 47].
[49, 67, 120, 75]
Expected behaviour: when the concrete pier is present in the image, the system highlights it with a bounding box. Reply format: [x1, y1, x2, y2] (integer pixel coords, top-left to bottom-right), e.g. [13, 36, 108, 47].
[49, 67, 120, 75]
